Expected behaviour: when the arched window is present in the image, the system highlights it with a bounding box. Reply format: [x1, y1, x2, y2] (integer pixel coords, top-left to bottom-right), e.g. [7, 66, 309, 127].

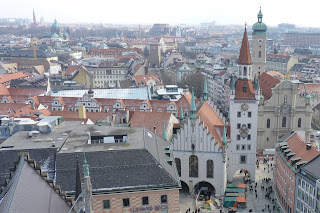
[175, 158, 181, 177]
[282, 117, 286, 128]
[298, 118, 302, 128]
[189, 155, 198, 178]
[284, 95, 287, 104]
[267, 119, 270, 128]
[243, 67, 247, 75]
[259, 51, 261, 58]
[207, 160, 214, 178]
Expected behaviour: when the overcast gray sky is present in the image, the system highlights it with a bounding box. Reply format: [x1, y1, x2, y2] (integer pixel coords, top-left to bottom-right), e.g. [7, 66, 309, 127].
[0, 0, 319, 27]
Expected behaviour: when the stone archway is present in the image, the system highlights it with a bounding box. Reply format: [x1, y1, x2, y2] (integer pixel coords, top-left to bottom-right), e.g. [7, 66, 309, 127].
[194, 181, 216, 198]
[180, 181, 189, 193]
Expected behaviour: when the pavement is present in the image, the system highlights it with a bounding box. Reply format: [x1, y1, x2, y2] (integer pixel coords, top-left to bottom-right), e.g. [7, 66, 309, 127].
[227, 159, 276, 213]
[179, 158, 276, 213]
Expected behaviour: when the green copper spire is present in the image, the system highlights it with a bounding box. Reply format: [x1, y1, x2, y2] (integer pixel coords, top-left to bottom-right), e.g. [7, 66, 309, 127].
[83, 152, 90, 177]
[230, 75, 235, 90]
[162, 121, 167, 141]
[180, 104, 184, 120]
[222, 124, 227, 146]
[190, 87, 196, 119]
[203, 77, 208, 101]
[255, 75, 260, 91]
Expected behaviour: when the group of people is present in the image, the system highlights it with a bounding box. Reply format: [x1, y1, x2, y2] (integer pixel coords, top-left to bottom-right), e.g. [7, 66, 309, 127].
[185, 207, 201, 213]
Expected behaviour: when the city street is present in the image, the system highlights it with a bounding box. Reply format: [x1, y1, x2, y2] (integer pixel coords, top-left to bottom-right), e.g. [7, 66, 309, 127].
[227, 158, 276, 212]
[179, 157, 276, 213]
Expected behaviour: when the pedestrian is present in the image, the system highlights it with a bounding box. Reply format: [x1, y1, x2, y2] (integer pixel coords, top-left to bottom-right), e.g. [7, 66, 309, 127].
[188, 207, 191, 212]
[268, 169, 269, 173]
[255, 182, 257, 187]
[256, 193, 257, 198]
[264, 167, 266, 172]
[273, 205, 275, 210]
[268, 204, 270, 209]
[264, 204, 266, 210]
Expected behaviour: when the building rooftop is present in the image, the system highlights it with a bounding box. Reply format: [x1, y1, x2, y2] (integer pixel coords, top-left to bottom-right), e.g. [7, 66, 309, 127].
[0, 121, 81, 150]
[301, 154, 320, 180]
[51, 87, 151, 100]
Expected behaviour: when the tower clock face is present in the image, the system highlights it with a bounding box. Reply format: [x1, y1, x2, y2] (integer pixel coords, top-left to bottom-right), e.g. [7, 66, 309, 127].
[241, 103, 249, 111]
[258, 39, 263, 44]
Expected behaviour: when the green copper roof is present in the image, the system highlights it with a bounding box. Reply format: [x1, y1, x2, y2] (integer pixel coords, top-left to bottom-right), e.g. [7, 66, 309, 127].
[203, 77, 208, 101]
[222, 124, 227, 146]
[162, 121, 167, 141]
[230, 75, 235, 90]
[180, 104, 184, 120]
[190, 87, 196, 119]
[255, 76, 260, 91]
[83, 152, 90, 177]
[306, 93, 311, 99]
[252, 8, 267, 34]
[260, 93, 264, 100]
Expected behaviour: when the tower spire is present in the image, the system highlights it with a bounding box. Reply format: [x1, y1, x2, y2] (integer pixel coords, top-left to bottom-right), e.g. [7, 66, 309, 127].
[222, 124, 227, 146]
[238, 26, 252, 65]
[190, 87, 196, 119]
[83, 153, 89, 177]
[180, 104, 184, 120]
[203, 77, 208, 101]
[162, 120, 167, 141]
[33, 9, 36, 25]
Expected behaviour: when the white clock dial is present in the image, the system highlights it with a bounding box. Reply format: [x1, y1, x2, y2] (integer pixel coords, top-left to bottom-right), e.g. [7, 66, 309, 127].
[258, 39, 263, 44]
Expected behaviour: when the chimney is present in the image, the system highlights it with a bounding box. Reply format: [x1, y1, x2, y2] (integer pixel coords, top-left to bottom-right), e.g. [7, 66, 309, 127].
[306, 142, 311, 150]
[79, 106, 86, 119]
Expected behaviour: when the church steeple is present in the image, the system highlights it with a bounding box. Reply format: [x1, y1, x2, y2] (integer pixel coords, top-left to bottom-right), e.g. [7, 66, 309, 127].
[203, 77, 208, 101]
[180, 104, 184, 120]
[237, 25, 253, 80]
[190, 87, 196, 119]
[222, 124, 227, 146]
[162, 121, 167, 141]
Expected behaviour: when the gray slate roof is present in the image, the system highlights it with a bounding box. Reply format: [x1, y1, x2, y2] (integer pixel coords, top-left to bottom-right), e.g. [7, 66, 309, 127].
[55, 150, 179, 194]
[0, 148, 56, 185]
[301, 154, 320, 179]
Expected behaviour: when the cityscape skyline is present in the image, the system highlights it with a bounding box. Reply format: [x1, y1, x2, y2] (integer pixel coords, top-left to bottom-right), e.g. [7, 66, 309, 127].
[1, 0, 320, 27]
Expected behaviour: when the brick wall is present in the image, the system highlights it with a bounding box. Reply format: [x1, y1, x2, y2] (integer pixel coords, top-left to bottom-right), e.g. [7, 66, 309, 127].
[92, 188, 180, 213]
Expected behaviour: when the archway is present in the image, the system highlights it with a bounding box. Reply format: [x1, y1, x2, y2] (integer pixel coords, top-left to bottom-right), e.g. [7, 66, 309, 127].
[194, 181, 215, 199]
[180, 181, 189, 193]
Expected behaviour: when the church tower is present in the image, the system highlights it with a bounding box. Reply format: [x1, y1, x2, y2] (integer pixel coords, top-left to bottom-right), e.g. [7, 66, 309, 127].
[227, 26, 260, 182]
[252, 7, 267, 76]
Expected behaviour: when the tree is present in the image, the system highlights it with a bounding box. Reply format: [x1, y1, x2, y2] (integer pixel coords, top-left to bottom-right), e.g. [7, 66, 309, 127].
[160, 71, 175, 85]
[180, 72, 204, 98]
[143, 46, 150, 58]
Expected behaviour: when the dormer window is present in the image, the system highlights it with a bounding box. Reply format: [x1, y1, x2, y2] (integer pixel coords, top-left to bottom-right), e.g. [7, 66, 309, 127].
[243, 82, 247, 93]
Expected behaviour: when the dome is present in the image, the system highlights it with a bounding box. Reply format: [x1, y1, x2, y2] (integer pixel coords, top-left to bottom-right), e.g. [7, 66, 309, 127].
[252, 22, 267, 33]
[305, 93, 311, 99]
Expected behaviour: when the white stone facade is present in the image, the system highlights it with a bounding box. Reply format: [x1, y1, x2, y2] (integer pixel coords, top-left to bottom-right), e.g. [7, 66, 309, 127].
[172, 117, 227, 196]
[227, 93, 259, 182]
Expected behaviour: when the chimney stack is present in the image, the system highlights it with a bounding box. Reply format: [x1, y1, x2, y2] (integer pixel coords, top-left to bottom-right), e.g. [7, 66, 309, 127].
[79, 106, 86, 119]
[306, 142, 311, 150]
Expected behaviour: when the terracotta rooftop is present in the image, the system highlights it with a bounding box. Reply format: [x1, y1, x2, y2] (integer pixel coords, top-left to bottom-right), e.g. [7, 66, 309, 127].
[237, 28, 252, 65]
[0, 84, 10, 96]
[65, 65, 79, 75]
[234, 79, 255, 100]
[0, 72, 32, 84]
[129, 111, 176, 138]
[285, 133, 320, 168]
[196, 101, 224, 147]
[259, 72, 280, 100]
[135, 75, 161, 85]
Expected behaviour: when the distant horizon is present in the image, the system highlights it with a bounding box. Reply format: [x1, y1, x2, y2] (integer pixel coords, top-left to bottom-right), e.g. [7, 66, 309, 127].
[1, 0, 320, 28]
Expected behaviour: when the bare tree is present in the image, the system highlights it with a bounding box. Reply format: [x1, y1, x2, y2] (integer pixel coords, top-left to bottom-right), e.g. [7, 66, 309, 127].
[180, 73, 204, 98]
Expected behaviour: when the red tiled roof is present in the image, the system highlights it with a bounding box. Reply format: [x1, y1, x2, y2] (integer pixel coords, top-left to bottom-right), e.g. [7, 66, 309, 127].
[129, 111, 174, 138]
[235, 79, 255, 100]
[259, 72, 280, 100]
[196, 102, 224, 147]
[135, 75, 161, 85]
[65, 65, 79, 75]
[50, 110, 112, 123]
[286, 133, 320, 166]
[0, 72, 32, 84]
[0, 84, 10, 96]
[237, 28, 252, 65]
[8, 88, 45, 96]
